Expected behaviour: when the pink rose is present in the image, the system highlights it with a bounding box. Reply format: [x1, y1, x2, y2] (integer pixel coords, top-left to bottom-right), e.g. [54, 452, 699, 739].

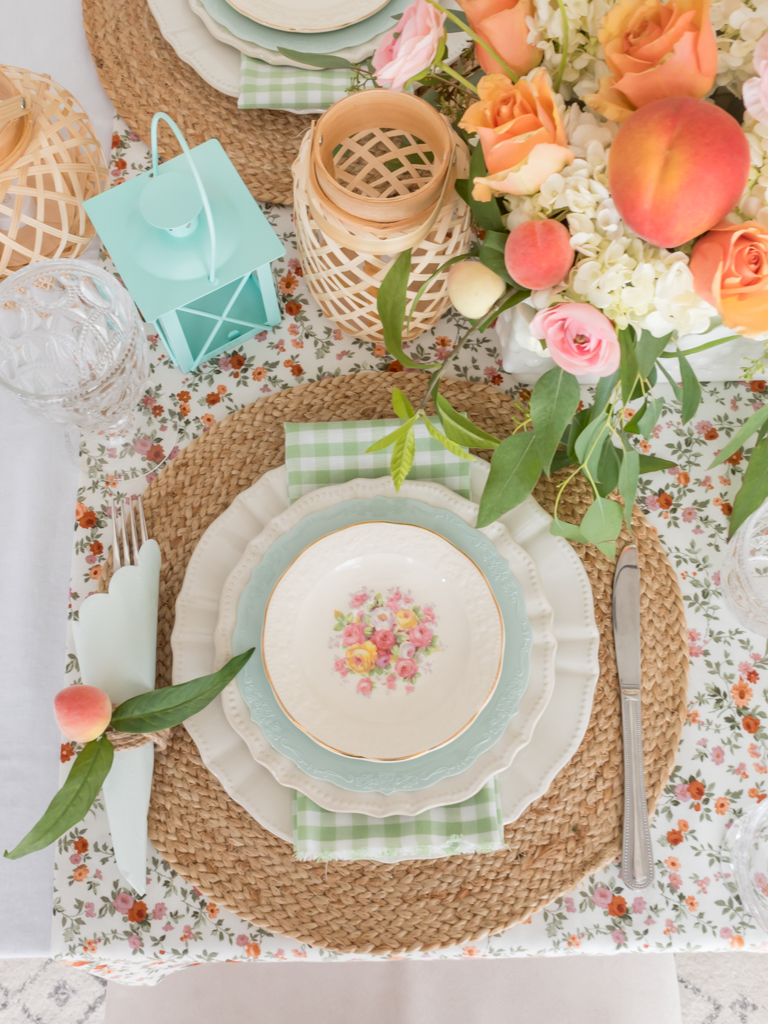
[133, 436, 152, 456]
[128, 934, 142, 949]
[421, 606, 435, 622]
[632, 897, 647, 914]
[341, 622, 366, 646]
[395, 658, 418, 678]
[357, 677, 373, 696]
[409, 623, 433, 648]
[333, 658, 349, 677]
[372, 629, 396, 651]
[744, 34, 768, 127]
[236, 934, 249, 947]
[372, 0, 446, 92]
[398, 641, 416, 660]
[611, 928, 626, 945]
[152, 902, 167, 920]
[376, 654, 392, 669]
[350, 592, 368, 608]
[70, 853, 82, 865]
[386, 676, 397, 689]
[531, 303, 620, 377]
[591, 886, 613, 909]
[113, 892, 135, 914]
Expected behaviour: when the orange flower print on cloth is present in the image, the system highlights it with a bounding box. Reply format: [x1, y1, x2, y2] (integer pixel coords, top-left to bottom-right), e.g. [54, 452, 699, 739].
[331, 588, 440, 696]
[459, 71, 573, 199]
[584, 0, 718, 122]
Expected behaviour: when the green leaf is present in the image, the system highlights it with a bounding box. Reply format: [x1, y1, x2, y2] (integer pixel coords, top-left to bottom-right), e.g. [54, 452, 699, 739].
[678, 352, 702, 424]
[530, 367, 580, 475]
[476, 432, 542, 527]
[636, 330, 672, 379]
[636, 396, 664, 440]
[276, 48, 353, 68]
[596, 540, 617, 560]
[656, 357, 683, 401]
[391, 425, 416, 491]
[710, 404, 768, 468]
[637, 453, 676, 473]
[377, 250, 439, 370]
[580, 497, 624, 546]
[591, 371, 619, 419]
[730, 436, 768, 536]
[434, 393, 500, 449]
[366, 415, 418, 453]
[566, 407, 591, 462]
[109, 650, 255, 734]
[444, 8, 470, 29]
[420, 412, 474, 461]
[618, 326, 639, 406]
[574, 412, 609, 466]
[405, 251, 477, 335]
[618, 448, 639, 529]
[454, 143, 505, 231]
[392, 387, 414, 420]
[479, 230, 514, 285]
[550, 518, 587, 543]
[596, 443, 622, 498]
[4, 737, 114, 859]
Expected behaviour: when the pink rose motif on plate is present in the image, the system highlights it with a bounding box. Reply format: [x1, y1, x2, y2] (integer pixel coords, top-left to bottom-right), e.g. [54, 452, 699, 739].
[330, 587, 440, 694]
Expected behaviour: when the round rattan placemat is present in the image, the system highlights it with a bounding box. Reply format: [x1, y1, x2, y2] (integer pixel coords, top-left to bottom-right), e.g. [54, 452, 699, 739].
[81, 0, 310, 204]
[137, 373, 688, 954]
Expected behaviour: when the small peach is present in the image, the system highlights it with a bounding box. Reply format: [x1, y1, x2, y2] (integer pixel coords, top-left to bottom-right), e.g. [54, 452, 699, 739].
[447, 261, 505, 320]
[504, 219, 574, 290]
[54, 685, 112, 743]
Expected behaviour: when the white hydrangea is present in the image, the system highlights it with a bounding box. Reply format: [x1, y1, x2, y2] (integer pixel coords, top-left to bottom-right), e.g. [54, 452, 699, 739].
[712, 0, 767, 90]
[502, 108, 716, 337]
[738, 115, 768, 224]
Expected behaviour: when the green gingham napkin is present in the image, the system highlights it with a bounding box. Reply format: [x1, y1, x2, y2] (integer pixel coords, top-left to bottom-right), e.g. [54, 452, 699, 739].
[284, 417, 505, 862]
[239, 55, 363, 112]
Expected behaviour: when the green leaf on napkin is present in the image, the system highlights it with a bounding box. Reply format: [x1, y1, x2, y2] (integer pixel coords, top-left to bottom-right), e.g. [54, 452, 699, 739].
[421, 412, 475, 461]
[390, 424, 416, 490]
[109, 650, 255, 734]
[392, 387, 415, 420]
[4, 736, 114, 860]
[476, 432, 541, 527]
[277, 47, 354, 69]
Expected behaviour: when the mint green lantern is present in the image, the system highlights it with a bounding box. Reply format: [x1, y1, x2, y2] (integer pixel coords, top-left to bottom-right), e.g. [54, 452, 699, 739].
[84, 113, 285, 372]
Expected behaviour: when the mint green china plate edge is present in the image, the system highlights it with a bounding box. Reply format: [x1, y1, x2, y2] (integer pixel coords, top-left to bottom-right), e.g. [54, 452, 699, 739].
[231, 496, 532, 795]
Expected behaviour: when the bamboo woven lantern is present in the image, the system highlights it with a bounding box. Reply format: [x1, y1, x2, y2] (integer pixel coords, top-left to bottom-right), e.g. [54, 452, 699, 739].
[0, 65, 107, 279]
[292, 90, 472, 345]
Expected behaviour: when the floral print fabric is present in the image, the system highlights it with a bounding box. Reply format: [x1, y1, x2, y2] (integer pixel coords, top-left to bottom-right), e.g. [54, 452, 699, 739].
[50, 118, 768, 985]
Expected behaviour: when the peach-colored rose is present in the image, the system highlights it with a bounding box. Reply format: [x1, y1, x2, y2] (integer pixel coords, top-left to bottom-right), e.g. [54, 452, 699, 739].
[584, 0, 718, 122]
[459, 71, 573, 199]
[457, 0, 541, 78]
[372, 0, 445, 92]
[530, 303, 621, 376]
[743, 33, 768, 127]
[690, 221, 768, 337]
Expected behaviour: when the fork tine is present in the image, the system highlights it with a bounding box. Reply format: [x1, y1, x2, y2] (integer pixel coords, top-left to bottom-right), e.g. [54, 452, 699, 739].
[120, 501, 131, 567]
[138, 494, 149, 544]
[111, 501, 121, 572]
[128, 496, 140, 565]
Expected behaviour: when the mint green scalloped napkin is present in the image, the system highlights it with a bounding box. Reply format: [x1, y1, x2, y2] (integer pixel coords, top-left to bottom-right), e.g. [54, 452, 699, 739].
[284, 417, 505, 862]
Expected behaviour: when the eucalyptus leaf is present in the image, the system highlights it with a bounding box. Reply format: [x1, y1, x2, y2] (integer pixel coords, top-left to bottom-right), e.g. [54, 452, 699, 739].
[366, 416, 417, 453]
[479, 230, 514, 285]
[476, 432, 542, 527]
[377, 250, 438, 369]
[636, 330, 672, 379]
[678, 352, 702, 424]
[618, 326, 639, 405]
[636, 396, 664, 440]
[618, 448, 640, 529]
[596, 540, 617, 560]
[109, 650, 255, 734]
[591, 371, 619, 419]
[391, 424, 416, 491]
[566, 407, 591, 462]
[435, 393, 500, 449]
[392, 387, 415, 420]
[656, 357, 683, 401]
[530, 367, 580, 475]
[580, 497, 624, 545]
[596, 443, 622, 498]
[729, 436, 768, 536]
[276, 47, 353, 68]
[638, 453, 677, 473]
[710, 404, 768, 468]
[550, 518, 587, 543]
[454, 143, 505, 231]
[574, 412, 609, 466]
[421, 413, 474, 461]
[444, 8, 470, 29]
[4, 736, 114, 859]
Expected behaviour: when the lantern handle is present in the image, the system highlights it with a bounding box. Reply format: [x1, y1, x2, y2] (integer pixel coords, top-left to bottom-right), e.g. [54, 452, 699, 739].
[150, 112, 217, 285]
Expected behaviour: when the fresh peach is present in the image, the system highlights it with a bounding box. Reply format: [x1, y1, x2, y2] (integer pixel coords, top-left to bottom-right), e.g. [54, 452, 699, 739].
[504, 219, 575, 289]
[608, 97, 750, 249]
[54, 685, 112, 743]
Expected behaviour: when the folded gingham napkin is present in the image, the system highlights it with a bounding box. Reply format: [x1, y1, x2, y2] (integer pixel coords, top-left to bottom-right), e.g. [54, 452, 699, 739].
[284, 417, 505, 862]
[239, 55, 363, 112]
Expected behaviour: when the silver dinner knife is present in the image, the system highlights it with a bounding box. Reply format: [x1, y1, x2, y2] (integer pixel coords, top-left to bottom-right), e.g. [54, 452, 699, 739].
[613, 545, 654, 890]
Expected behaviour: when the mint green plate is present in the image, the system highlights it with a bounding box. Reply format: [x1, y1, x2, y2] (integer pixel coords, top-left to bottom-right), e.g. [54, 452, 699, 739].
[232, 497, 532, 794]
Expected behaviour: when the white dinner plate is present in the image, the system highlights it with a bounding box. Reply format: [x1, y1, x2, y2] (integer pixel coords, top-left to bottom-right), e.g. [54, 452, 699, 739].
[172, 462, 600, 836]
[224, 0, 388, 33]
[148, 0, 240, 95]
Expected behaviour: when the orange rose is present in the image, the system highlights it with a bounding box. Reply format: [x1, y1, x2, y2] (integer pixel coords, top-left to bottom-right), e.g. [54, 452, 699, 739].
[691, 221, 768, 337]
[457, 0, 541, 78]
[459, 71, 573, 199]
[585, 0, 718, 122]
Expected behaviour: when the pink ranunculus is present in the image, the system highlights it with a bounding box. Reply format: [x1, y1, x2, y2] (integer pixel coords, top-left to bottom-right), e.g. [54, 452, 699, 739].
[530, 303, 620, 377]
[357, 677, 373, 696]
[341, 622, 366, 646]
[372, 0, 446, 92]
[591, 886, 613, 909]
[372, 629, 396, 651]
[113, 891, 135, 914]
[395, 658, 419, 678]
[398, 641, 416, 660]
[743, 34, 768, 127]
[409, 623, 433, 648]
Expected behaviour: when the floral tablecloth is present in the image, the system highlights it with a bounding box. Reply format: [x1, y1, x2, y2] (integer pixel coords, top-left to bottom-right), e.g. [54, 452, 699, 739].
[50, 120, 768, 984]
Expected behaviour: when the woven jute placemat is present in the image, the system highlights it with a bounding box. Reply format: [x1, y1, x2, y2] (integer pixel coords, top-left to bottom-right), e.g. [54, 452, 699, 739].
[81, 0, 310, 204]
[136, 372, 688, 954]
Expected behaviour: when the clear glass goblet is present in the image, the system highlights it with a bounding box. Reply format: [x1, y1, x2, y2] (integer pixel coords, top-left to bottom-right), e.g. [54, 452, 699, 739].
[720, 498, 768, 637]
[0, 259, 175, 481]
[720, 800, 768, 936]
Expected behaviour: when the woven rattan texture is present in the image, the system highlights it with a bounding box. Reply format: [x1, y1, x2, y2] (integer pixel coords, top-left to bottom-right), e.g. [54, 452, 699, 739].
[81, 0, 310, 205]
[138, 373, 688, 954]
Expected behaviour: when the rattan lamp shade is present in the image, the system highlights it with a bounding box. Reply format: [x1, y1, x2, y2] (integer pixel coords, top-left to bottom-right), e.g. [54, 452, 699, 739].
[0, 66, 108, 278]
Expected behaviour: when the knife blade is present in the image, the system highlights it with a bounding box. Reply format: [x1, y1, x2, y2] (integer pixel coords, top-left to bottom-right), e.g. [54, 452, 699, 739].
[613, 545, 654, 890]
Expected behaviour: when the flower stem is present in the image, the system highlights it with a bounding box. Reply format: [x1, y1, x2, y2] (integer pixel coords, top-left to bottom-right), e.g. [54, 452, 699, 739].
[424, 0, 519, 83]
[434, 59, 479, 94]
[554, 0, 569, 93]
[659, 334, 742, 358]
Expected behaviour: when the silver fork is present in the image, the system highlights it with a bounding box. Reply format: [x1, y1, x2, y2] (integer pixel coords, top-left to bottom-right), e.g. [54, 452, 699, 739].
[111, 495, 149, 569]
